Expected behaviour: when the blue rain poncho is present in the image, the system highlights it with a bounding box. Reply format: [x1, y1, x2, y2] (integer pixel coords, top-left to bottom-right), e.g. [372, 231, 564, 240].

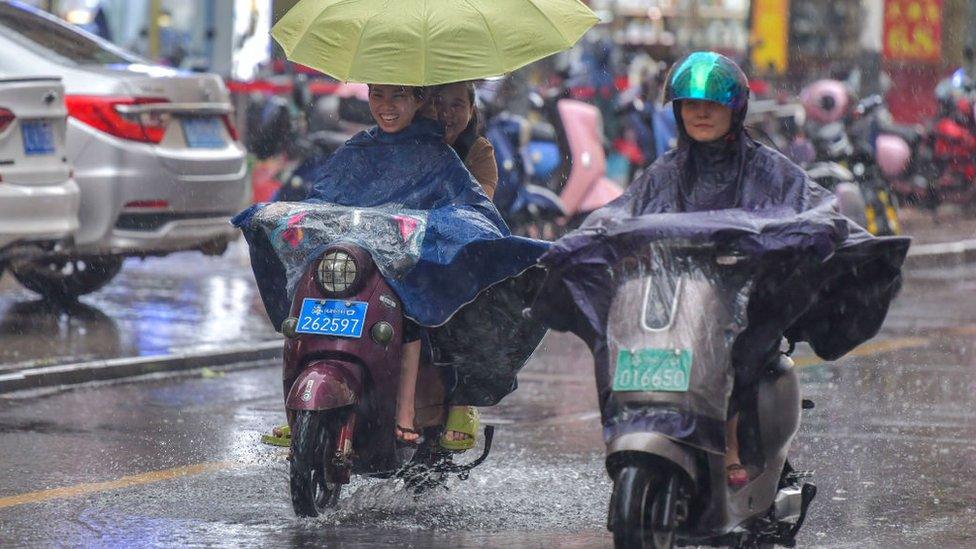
[234, 118, 549, 405]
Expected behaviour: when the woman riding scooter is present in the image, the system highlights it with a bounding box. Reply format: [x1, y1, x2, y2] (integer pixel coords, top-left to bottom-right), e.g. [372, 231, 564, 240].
[580, 52, 894, 487]
[238, 83, 547, 452]
[436, 81, 498, 199]
[529, 52, 908, 547]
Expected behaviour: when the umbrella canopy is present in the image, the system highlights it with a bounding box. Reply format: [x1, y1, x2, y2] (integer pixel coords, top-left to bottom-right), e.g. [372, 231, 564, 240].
[271, 0, 599, 86]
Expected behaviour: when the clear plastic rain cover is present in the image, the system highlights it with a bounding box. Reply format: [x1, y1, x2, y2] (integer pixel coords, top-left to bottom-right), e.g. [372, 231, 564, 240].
[237, 200, 548, 407]
[248, 201, 427, 303]
[602, 242, 752, 455]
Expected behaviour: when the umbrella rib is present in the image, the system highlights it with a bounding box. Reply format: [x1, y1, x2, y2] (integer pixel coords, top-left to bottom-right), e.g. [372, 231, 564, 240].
[348, 6, 387, 83]
[523, 0, 572, 45]
[459, 0, 506, 75]
[284, 1, 356, 80]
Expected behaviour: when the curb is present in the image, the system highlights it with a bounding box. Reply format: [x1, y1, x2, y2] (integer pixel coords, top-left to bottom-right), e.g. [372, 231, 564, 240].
[904, 239, 976, 269]
[0, 340, 283, 394]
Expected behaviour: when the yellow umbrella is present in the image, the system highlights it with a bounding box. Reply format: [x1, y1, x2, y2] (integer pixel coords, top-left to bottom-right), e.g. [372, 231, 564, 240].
[271, 0, 600, 86]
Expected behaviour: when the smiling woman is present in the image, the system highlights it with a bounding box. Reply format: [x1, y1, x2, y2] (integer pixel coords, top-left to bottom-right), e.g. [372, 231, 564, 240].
[435, 81, 498, 198]
[367, 84, 426, 134]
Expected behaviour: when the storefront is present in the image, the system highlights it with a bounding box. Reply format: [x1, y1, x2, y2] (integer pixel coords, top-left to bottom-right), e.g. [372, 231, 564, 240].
[588, 0, 749, 59]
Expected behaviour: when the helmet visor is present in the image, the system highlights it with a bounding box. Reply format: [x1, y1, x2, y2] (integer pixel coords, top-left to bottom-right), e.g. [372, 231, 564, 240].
[667, 52, 748, 111]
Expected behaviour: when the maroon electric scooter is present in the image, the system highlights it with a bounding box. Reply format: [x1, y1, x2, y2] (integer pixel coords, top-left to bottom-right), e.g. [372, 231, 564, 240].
[278, 242, 494, 517]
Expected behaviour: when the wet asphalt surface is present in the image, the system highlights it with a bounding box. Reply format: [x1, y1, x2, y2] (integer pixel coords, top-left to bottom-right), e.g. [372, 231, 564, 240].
[0, 241, 279, 371]
[1, 244, 976, 547]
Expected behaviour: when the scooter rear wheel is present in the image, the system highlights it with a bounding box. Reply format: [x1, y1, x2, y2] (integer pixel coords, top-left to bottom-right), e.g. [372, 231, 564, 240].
[290, 410, 341, 517]
[610, 465, 677, 549]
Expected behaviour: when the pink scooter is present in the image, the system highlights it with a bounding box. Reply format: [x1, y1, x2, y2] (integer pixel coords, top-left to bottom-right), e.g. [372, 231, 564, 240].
[555, 99, 624, 219]
[517, 95, 623, 239]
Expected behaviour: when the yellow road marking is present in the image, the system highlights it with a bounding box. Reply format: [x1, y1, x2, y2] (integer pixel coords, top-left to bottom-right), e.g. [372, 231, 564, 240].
[948, 325, 976, 336]
[0, 461, 232, 510]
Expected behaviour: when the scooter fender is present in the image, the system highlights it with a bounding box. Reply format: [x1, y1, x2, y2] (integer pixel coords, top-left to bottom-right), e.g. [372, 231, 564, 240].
[286, 360, 363, 411]
[606, 431, 699, 486]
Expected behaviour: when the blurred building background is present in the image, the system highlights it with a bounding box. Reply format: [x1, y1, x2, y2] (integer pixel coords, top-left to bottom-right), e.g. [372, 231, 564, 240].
[20, 0, 976, 122]
[18, 0, 273, 80]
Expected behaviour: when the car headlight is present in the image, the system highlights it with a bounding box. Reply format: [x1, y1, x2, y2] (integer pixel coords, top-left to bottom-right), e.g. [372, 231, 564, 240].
[317, 250, 359, 295]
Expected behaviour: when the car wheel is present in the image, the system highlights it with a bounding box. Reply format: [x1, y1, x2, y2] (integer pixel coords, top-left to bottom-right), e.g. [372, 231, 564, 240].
[10, 255, 123, 301]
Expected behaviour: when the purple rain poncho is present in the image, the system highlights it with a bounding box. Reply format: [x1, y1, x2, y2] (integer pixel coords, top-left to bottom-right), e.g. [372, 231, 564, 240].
[530, 134, 910, 423]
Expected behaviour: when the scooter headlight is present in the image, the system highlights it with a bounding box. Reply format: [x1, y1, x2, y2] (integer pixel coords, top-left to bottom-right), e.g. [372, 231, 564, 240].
[317, 250, 359, 295]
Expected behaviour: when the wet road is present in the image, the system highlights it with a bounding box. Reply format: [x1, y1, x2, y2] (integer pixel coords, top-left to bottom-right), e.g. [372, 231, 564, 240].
[1, 257, 976, 547]
[0, 242, 279, 370]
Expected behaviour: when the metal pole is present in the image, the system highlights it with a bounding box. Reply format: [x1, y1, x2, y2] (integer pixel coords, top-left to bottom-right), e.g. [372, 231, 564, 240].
[858, 0, 884, 96]
[148, 0, 161, 60]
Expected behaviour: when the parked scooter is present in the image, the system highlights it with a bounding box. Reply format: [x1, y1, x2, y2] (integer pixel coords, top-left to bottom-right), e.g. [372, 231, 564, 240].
[925, 74, 976, 209]
[546, 97, 624, 226]
[929, 109, 976, 207]
[597, 241, 815, 548]
[800, 81, 902, 235]
[805, 160, 869, 228]
[846, 95, 915, 235]
[614, 93, 678, 181]
[274, 206, 494, 517]
[486, 83, 623, 238]
[486, 112, 567, 235]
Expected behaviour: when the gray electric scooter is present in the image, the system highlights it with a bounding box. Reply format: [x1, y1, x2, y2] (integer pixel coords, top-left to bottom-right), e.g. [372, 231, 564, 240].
[602, 242, 816, 548]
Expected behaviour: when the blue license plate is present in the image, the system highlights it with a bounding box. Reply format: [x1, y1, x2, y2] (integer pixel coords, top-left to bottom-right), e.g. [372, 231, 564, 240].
[22, 120, 55, 155]
[296, 298, 368, 338]
[181, 117, 225, 148]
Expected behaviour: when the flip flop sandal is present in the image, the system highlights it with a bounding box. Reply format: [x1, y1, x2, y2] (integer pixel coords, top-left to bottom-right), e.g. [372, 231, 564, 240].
[260, 424, 291, 447]
[439, 406, 479, 452]
[395, 424, 425, 447]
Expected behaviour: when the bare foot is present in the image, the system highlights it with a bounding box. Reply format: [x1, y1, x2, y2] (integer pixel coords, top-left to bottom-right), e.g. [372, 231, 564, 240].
[395, 405, 419, 443]
[442, 405, 476, 445]
[725, 413, 747, 487]
[726, 463, 748, 488]
[395, 340, 422, 443]
[395, 424, 421, 443]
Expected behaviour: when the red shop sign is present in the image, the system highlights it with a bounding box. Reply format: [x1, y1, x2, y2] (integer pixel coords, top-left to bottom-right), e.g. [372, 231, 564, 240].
[883, 0, 943, 62]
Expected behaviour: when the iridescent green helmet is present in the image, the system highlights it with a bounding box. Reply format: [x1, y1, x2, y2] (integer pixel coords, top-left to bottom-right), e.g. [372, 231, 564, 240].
[665, 51, 749, 113]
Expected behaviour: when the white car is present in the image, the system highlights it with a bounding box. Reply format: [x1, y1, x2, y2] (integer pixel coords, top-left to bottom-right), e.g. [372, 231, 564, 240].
[0, 76, 80, 281]
[0, 3, 248, 300]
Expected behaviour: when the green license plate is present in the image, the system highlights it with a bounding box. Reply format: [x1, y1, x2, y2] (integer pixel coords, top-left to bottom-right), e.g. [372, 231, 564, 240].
[612, 348, 692, 392]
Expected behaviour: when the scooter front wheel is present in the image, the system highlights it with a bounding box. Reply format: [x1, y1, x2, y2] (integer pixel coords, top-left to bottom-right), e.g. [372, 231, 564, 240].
[290, 410, 341, 517]
[610, 465, 678, 549]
